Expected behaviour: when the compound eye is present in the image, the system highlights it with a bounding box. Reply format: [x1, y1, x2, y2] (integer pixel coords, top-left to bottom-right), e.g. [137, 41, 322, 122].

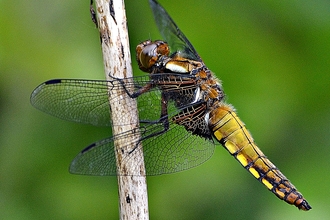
[136, 40, 170, 72]
[154, 41, 170, 57]
[136, 43, 158, 71]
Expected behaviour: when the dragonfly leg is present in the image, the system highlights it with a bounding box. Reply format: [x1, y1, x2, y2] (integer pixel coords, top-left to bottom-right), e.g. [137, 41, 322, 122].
[128, 91, 170, 155]
[114, 76, 154, 99]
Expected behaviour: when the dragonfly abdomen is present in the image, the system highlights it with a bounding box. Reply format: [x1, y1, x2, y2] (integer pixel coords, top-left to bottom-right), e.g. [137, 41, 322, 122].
[208, 104, 311, 210]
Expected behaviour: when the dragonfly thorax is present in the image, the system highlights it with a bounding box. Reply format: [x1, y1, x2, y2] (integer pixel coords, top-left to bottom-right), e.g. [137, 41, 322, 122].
[193, 68, 225, 108]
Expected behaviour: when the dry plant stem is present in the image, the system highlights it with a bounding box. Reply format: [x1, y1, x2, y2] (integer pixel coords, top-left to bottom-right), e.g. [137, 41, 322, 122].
[93, 0, 149, 219]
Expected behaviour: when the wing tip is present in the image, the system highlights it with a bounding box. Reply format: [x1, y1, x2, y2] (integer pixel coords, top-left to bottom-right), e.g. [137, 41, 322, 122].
[45, 79, 62, 85]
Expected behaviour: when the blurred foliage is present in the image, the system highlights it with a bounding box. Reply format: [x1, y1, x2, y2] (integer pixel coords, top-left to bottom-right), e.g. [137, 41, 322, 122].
[1, 0, 329, 219]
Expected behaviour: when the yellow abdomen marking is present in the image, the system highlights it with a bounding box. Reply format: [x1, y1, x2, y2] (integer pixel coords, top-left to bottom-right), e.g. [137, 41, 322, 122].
[208, 103, 311, 210]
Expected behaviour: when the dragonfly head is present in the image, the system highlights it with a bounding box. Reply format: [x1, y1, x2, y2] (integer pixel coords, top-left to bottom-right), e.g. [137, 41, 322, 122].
[136, 40, 170, 73]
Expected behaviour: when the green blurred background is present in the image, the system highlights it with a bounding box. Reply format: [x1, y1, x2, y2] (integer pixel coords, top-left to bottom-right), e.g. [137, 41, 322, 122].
[1, 0, 329, 219]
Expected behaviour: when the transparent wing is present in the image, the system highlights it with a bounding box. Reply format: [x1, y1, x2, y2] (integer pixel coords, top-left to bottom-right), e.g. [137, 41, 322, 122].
[70, 109, 215, 176]
[149, 0, 202, 61]
[31, 79, 112, 126]
[31, 76, 167, 127]
[30, 74, 200, 127]
[31, 75, 214, 175]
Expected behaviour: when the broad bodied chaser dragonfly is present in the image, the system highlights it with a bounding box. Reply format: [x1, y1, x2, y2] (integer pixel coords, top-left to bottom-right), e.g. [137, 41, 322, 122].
[30, 0, 311, 210]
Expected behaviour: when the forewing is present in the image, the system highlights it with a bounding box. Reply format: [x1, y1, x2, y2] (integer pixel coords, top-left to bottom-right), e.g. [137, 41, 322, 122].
[31, 79, 112, 126]
[30, 76, 165, 126]
[149, 0, 202, 61]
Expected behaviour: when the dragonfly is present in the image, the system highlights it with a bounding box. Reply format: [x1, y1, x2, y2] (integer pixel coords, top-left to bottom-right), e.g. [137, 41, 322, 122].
[30, 0, 311, 211]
